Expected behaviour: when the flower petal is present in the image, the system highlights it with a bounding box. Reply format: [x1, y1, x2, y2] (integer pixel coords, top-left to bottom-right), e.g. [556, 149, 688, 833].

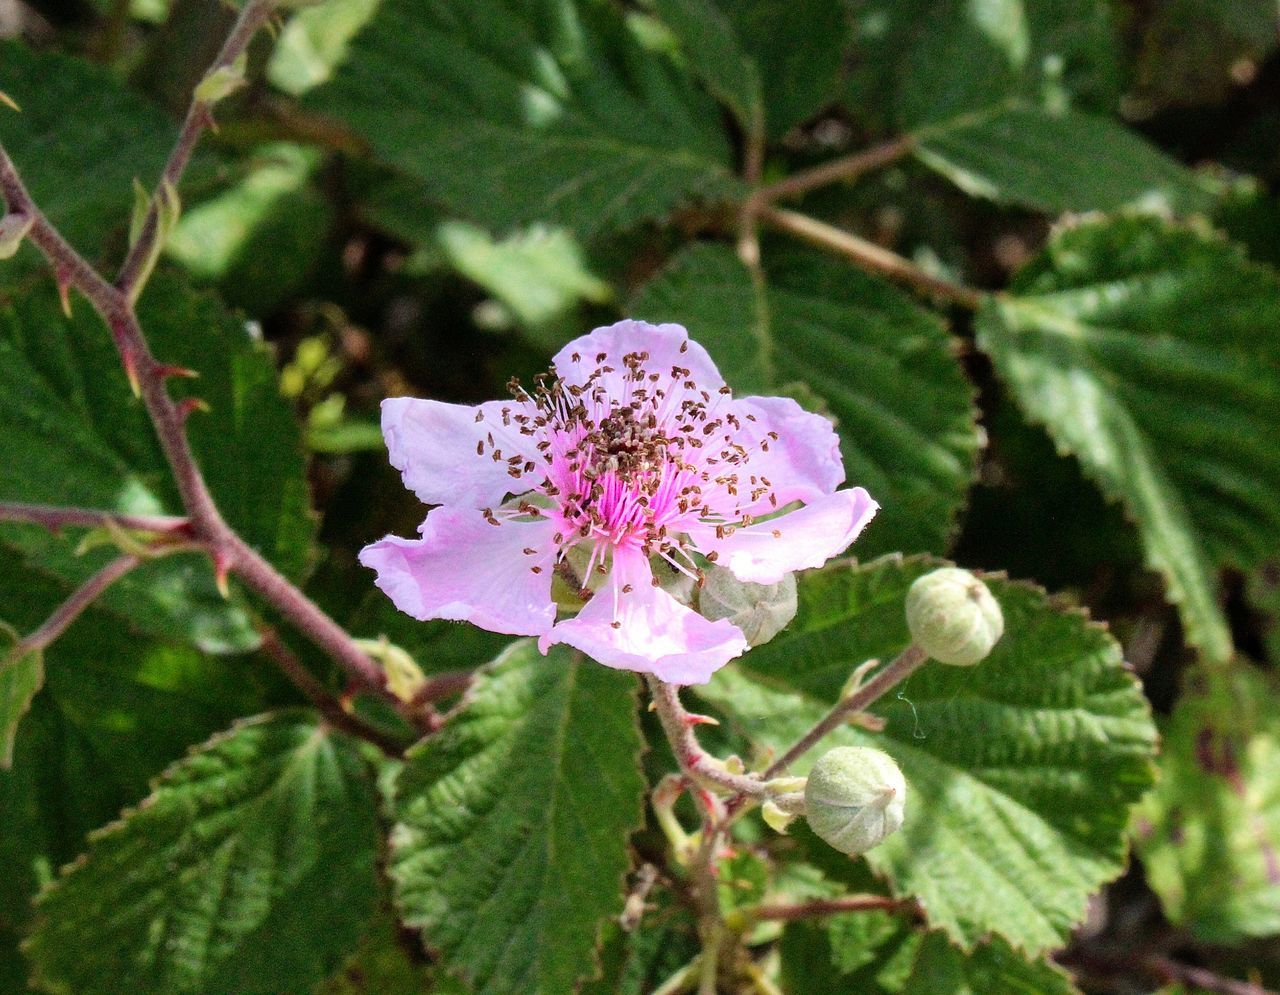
[693, 487, 878, 585]
[728, 395, 845, 512]
[382, 396, 542, 508]
[543, 547, 747, 684]
[552, 319, 725, 400]
[358, 507, 557, 636]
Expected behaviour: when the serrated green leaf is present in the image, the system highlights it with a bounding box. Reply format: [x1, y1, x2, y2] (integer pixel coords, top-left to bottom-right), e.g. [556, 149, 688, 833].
[0, 562, 270, 966]
[651, 0, 763, 132]
[27, 711, 380, 995]
[717, 0, 846, 138]
[975, 217, 1280, 662]
[0, 42, 180, 263]
[0, 634, 41, 768]
[0, 272, 315, 651]
[846, 0, 1121, 132]
[781, 913, 919, 994]
[390, 641, 645, 995]
[914, 105, 1212, 215]
[697, 555, 1157, 953]
[311, 0, 741, 237]
[900, 932, 1080, 994]
[630, 242, 980, 557]
[1134, 664, 1280, 943]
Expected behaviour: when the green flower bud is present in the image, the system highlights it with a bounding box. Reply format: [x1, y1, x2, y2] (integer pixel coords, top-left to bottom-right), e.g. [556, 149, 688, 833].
[697, 565, 797, 647]
[905, 567, 1003, 666]
[804, 746, 905, 856]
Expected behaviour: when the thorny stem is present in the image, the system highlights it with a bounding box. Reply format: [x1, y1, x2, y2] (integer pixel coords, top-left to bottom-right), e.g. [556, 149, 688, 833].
[758, 206, 984, 310]
[13, 555, 140, 654]
[763, 643, 929, 779]
[255, 624, 406, 758]
[0, 501, 191, 536]
[749, 136, 915, 207]
[0, 0, 412, 742]
[114, 0, 274, 298]
[646, 676, 769, 798]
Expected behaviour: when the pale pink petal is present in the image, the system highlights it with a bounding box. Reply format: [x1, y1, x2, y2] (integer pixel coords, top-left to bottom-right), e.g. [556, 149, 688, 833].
[382, 396, 542, 508]
[358, 507, 557, 636]
[728, 395, 845, 512]
[692, 488, 878, 585]
[542, 546, 747, 684]
[551, 320, 725, 400]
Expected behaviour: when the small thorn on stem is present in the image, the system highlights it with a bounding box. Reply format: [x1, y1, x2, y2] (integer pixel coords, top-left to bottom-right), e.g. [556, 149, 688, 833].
[55, 268, 73, 317]
[0, 90, 20, 112]
[109, 318, 142, 397]
[177, 397, 211, 422]
[213, 551, 234, 599]
[156, 364, 199, 380]
[683, 712, 720, 728]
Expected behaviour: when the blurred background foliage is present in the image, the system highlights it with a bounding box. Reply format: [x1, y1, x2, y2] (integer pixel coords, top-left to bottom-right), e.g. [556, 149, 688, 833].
[1, 0, 1279, 992]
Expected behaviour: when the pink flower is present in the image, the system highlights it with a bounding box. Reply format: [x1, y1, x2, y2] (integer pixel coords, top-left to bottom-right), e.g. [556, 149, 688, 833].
[359, 320, 877, 684]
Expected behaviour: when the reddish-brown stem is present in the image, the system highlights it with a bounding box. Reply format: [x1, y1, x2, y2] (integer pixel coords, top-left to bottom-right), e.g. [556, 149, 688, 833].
[0, 3, 401, 729]
[0, 501, 191, 535]
[1148, 956, 1277, 995]
[763, 644, 928, 779]
[17, 555, 140, 653]
[758, 206, 983, 310]
[255, 624, 405, 758]
[750, 895, 920, 922]
[114, 0, 274, 298]
[411, 669, 474, 707]
[646, 675, 769, 798]
[750, 136, 915, 206]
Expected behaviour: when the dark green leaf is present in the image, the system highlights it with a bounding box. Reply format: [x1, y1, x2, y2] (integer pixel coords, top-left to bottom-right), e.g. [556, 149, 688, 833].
[0, 43, 179, 263]
[846, 0, 1122, 129]
[1134, 664, 1280, 943]
[631, 242, 979, 557]
[697, 555, 1157, 953]
[914, 105, 1212, 215]
[718, 0, 847, 138]
[391, 641, 646, 995]
[312, 0, 741, 237]
[0, 555, 269, 953]
[27, 711, 380, 995]
[0, 635, 40, 769]
[975, 217, 1280, 662]
[0, 272, 315, 651]
[900, 932, 1080, 994]
[165, 143, 334, 315]
[347, 590, 513, 677]
[651, 0, 764, 132]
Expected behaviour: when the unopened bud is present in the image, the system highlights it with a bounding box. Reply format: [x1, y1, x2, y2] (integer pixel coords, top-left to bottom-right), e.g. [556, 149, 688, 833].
[905, 567, 1003, 666]
[697, 566, 797, 646]
[804, 747, 905, 856]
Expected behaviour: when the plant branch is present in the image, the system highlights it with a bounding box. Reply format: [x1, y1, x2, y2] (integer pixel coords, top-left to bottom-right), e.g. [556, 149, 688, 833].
[646, 676, 768, 798]
[1148, 956, 1277, 995]
[114, 0, 274, 299]
[16, 555, 140, 654]
[763, 644, 929, 779]
[749, 895, 920, 922]
[256, 623, 405, 758]
[0, 501, 191, 536]
[0, 4, 401, 726]
[751, 136, 915, 206]
[758, 206, 983, 310]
